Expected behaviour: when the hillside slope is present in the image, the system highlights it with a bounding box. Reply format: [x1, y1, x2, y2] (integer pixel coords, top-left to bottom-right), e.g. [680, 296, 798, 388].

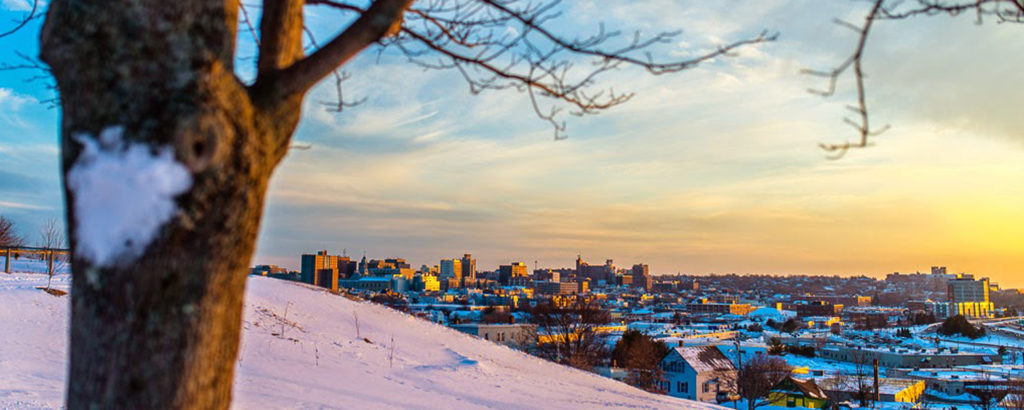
[1, 269, 715, 409]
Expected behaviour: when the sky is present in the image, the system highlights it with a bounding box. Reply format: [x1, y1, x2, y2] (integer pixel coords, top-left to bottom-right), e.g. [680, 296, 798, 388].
[1, 1, 1022, 287]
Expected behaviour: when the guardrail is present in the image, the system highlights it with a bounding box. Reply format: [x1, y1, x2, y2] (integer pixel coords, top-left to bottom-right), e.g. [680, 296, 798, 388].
[2, 246, 70, 274]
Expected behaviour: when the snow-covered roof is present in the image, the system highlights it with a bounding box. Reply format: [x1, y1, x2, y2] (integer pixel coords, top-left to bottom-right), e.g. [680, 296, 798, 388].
[358, 276, 392, 282]
[773, 376, 828, 400]
[748, 307, 796, 321]
[668, 345, 736, 373]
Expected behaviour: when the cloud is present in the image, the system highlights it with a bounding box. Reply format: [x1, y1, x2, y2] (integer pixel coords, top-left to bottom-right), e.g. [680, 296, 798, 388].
[862, 15, 1024, 145]
[0, 88, 36, 128]
[0, 167, 44, 193]
[0, 87, 30, 106]
[0, 0, 33, 11]
[0, 200, 49, 211]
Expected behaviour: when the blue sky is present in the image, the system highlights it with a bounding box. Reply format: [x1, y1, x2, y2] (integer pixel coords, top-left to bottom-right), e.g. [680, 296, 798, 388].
[2, 1, 1023, 287]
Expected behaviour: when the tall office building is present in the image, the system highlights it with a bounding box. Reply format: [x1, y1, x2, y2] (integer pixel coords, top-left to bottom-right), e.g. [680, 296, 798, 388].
[949, 275, 988, 303]
[498, 262, 528, 285]
[576, 256, 615, 283]
[367, 258, 415, 280]
[337, 256, 358, 279]
[461, 253, 476, 283]
[301, 250, 339, 292]
[439, 258, 463, 282]
[948, 275, 993, 318]
[631, 263, 652, 290]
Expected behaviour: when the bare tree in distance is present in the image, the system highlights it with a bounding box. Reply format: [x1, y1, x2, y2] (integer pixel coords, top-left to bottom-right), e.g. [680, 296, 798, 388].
[0, 0, 784, 407]
[815, 348, 880, 407]
[736, 353, 792, 410]
[611, 329, 670, 393]
[529, 298, 611, 371]
[811, 0, 1024, 158]
[966, 372, 1009, 410]
[1004, 377, 1024, 410]
[831, 348, 875, 407]
[0, 216, 26, 249]
[37, 218, 65, 248]
[37, 217, 67, 290]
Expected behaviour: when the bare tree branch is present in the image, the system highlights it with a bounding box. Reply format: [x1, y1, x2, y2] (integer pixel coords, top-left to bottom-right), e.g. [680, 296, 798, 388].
[877, 0, 1024, 22]
[302, 26, 366, 112]
[807, 0, 887, 159]
[0, 51, 58, 108]
[240, 2, 262, 48]
[812, 0, 1023, 158]
[257, 0, 306, 76]
[307, 0, 774, 139]
[0, 0, 40, 38]
[253, 0, 414, 101]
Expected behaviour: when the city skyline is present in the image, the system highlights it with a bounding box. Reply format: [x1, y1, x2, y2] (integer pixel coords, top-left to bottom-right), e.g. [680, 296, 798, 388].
[264, 248, 1009, 287]
[2, 1, 1023, 287]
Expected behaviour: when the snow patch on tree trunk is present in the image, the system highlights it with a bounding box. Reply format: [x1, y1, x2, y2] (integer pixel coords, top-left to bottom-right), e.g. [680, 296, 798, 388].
[66, 126, 192, 267]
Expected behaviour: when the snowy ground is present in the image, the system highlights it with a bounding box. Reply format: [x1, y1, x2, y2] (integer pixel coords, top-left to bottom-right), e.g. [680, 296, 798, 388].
[0, 272, 71, 408]
[1, 270, 716, 409]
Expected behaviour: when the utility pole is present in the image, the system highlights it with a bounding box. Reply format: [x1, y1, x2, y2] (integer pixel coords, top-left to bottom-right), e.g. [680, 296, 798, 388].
[873, 358, 880, 404]
[734, 337, 742, 410]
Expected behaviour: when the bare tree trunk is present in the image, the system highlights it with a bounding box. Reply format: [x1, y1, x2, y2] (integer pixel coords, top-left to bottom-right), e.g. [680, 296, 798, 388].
[39, 0, 301, 407]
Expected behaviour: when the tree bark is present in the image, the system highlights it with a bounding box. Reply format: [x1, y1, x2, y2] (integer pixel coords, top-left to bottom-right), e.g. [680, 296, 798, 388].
[40, 0, 300, 407]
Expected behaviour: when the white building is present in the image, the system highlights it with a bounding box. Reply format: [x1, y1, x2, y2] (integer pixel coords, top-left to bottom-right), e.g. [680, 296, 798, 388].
[660, 345, 736, 403]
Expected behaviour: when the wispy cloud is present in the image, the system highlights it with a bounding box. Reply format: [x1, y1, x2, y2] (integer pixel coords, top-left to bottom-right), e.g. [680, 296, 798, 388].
[0, 200, 50, 211]
[0, 88, 36, 128]
[0, 0, 33, 11]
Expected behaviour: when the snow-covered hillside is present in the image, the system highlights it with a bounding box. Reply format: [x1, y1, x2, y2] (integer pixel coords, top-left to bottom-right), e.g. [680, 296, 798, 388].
[1, 269, 716, 409]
